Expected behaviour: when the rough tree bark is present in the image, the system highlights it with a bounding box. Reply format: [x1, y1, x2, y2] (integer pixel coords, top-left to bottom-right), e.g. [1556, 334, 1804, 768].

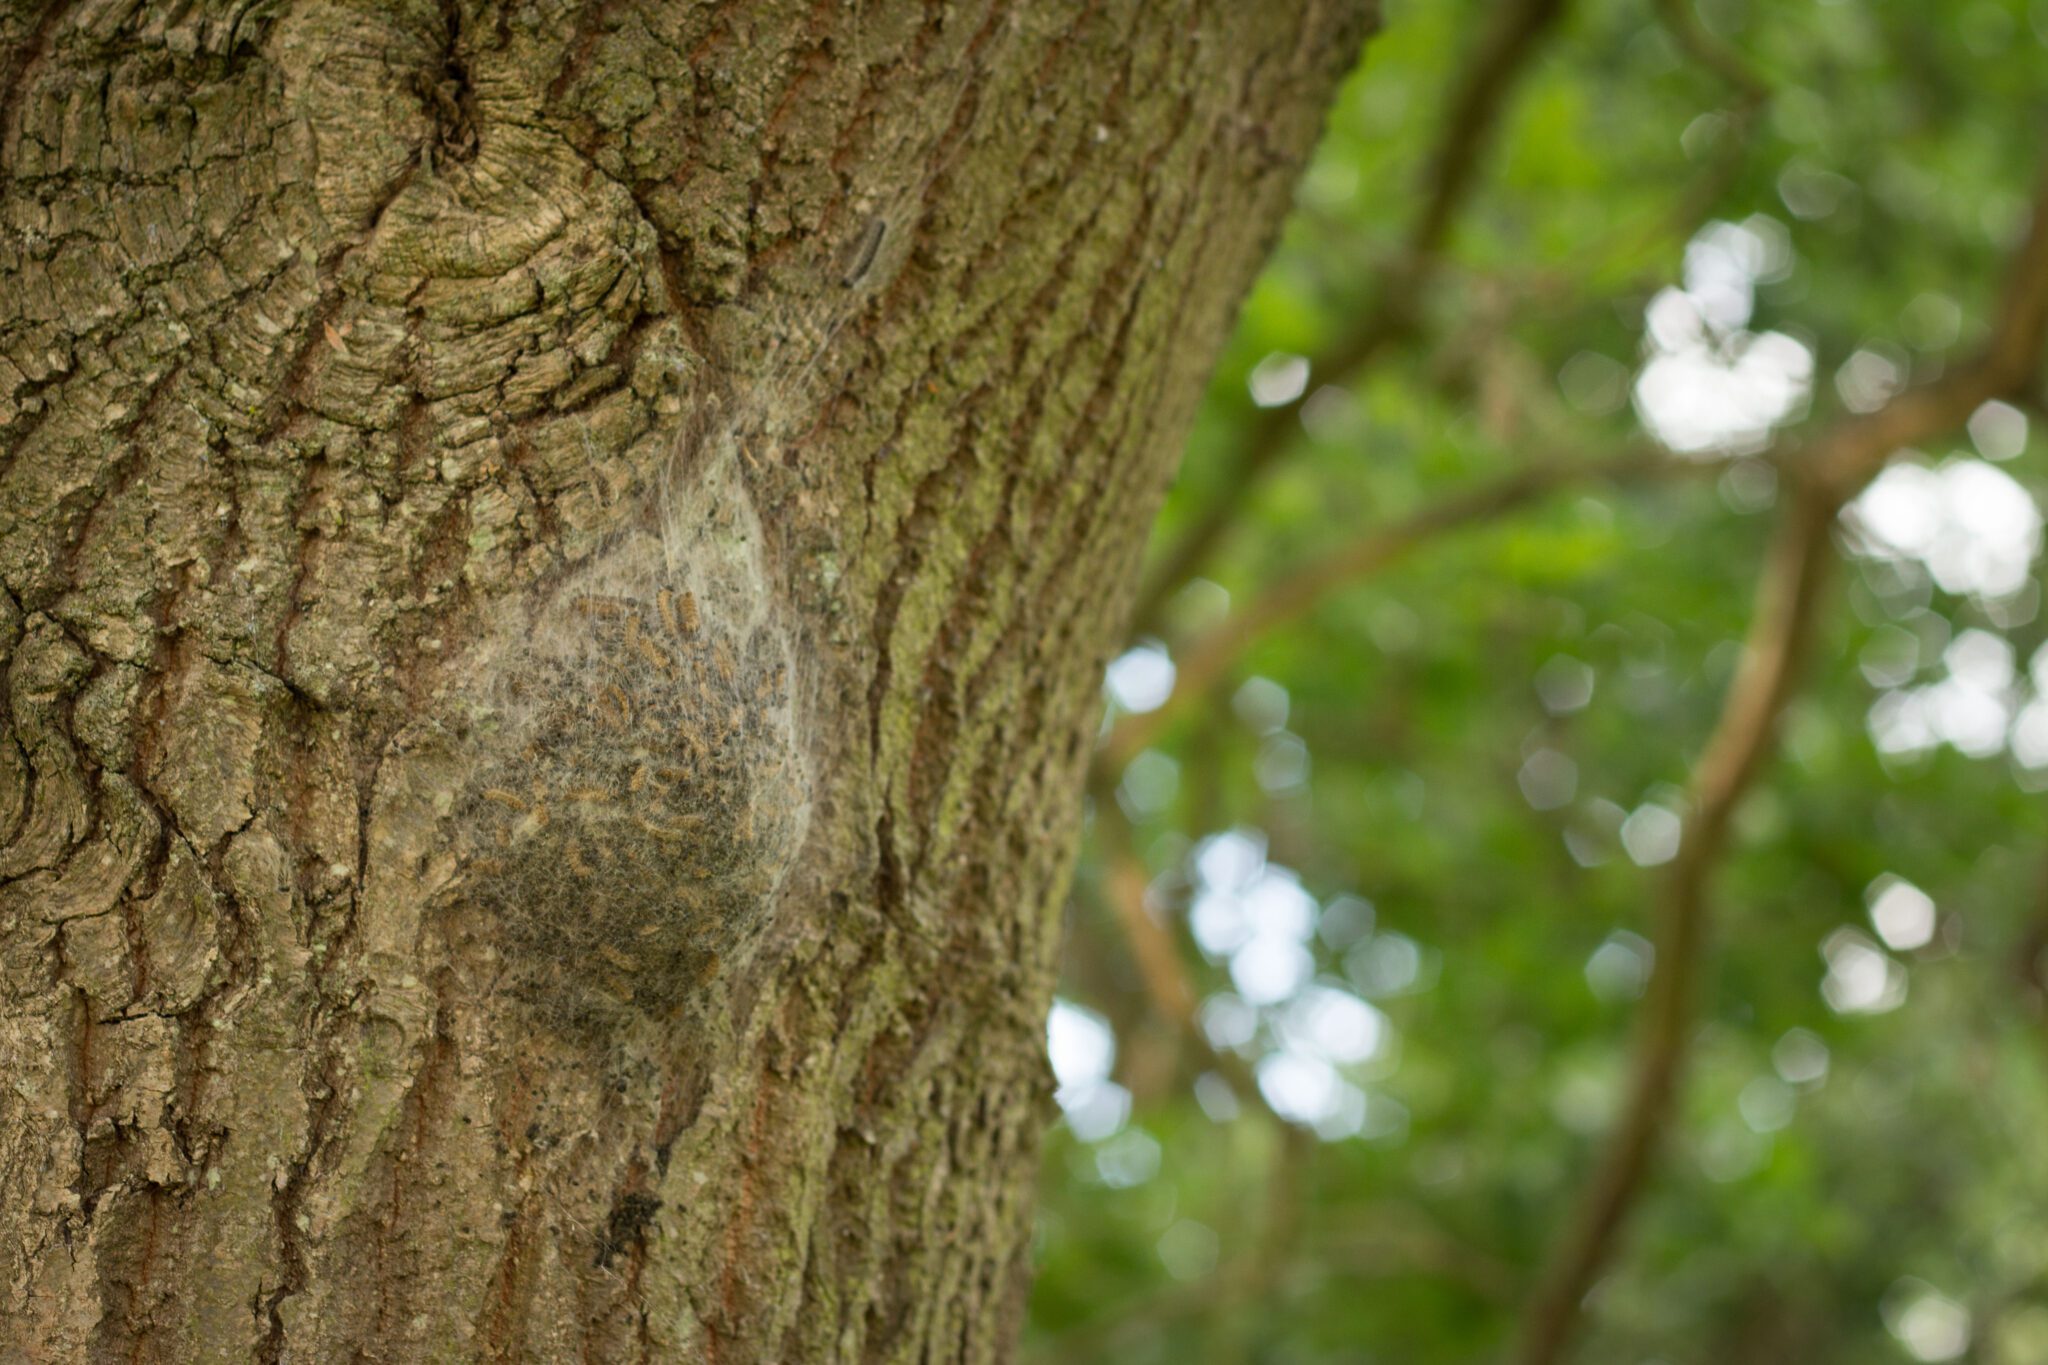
[0, 0, 1371, 1359]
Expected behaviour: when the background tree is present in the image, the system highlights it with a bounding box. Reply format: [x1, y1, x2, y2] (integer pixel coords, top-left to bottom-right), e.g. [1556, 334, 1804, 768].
[0, 1, 1372, 1359]
[1031, 2, 2048, 1363]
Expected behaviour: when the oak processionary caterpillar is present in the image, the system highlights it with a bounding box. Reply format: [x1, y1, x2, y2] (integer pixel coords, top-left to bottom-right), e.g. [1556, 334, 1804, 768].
[841, 217, 887, 288]
[450, 404, 830, 1028]
[445, 31, 1023, 1028]
[450, 262, 875, 1030]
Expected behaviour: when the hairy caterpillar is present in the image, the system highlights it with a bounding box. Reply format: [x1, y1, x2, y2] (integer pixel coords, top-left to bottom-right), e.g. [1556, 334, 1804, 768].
[454, 453, 810, 1028]
[447, 218, 890, 1028]
[442, 24, 1022, 1028]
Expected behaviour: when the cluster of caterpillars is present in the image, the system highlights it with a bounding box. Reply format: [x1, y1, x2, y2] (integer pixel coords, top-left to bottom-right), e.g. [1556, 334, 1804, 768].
[459, 579, 804, 1027]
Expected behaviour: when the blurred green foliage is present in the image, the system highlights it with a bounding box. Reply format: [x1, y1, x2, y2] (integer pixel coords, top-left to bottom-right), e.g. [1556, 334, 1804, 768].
[1026, 1, 2048, 1361]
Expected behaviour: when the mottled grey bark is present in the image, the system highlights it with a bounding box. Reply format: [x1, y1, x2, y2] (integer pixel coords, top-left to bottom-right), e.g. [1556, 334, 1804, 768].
[0, 1, 1370, 1358]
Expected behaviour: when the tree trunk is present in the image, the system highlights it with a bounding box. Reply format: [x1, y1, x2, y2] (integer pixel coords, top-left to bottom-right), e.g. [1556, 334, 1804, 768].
[0, 1, 1368, 1358]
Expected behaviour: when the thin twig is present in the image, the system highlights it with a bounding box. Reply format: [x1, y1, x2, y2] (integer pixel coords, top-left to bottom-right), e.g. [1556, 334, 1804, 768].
[1128, 0, 1573, 637]
[1039, 1191, 1514, 1360]
[2011, 845, 2048, 1004]
[1511, 163, 2048, 1365]
[1652, 0, 1769, 109]
[1105, 444, 1705, 768]
[1407, 0, 1575, 257]
[1092, 776, 1201, 1038]
[1090, 771, 1287, 1125]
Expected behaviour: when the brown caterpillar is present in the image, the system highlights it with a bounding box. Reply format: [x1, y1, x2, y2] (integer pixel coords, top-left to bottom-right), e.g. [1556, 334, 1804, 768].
[454, 532, 808, 1031]
[441, 156, 1009, 1029]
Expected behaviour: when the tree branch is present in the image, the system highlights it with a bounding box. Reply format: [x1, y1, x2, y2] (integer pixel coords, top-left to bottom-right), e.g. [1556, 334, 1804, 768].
[1104, 444, 1705, 768]
[1092, 775, 1202, 1038]
[1509, 485, 1834, 1365]
[1132, 0, 1780, 642]
[2011, 844, 2048, 1005]
[1090, 772, 1290, 1126]
[1652, 0, 1768, 111]
[1127, 0, 1573, 636]
[1039, 1192, 1514, 1360]
[1511, 162, 2048, 1365]
[1614, 0, 1770, 265]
